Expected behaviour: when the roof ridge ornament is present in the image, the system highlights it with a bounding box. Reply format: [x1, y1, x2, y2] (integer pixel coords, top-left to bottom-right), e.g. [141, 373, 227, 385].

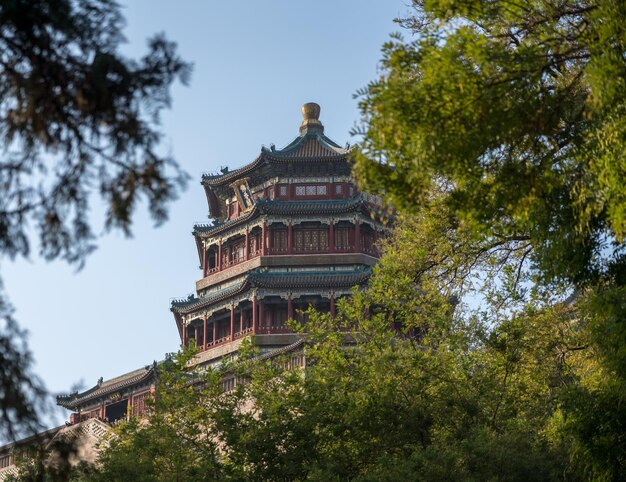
[299, 102, 324, 135]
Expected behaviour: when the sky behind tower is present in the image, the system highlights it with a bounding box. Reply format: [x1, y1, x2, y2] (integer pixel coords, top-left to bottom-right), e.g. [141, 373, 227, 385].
[2, 0, 407, 422]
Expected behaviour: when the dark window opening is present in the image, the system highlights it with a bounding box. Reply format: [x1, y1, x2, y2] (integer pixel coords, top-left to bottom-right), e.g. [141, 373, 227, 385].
[105, 399, 128, 423]
[335, 228, 351, 251]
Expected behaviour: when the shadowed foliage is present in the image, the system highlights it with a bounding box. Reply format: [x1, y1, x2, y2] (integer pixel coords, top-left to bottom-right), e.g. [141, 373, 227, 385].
[0, 0, 190, 442]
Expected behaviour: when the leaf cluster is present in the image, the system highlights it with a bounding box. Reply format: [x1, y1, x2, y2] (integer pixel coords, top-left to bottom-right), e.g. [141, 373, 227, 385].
[354, 0, 626, 286]
[0, 0, 191, 265]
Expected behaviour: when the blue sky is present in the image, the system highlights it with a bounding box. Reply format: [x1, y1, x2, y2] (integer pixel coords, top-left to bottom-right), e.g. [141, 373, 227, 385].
[2, 0, 408, 422]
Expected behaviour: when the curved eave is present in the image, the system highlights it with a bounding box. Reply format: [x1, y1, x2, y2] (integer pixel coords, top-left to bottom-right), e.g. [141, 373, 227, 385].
[171, 280, 250, 315]
[193, 207, 258, 238]
[194, 236, 204, 266]
[204, 186, 222, 218]
[202, 155, 265, 187]
[264, 153, 348, 163]
[57, 368, 155, 410]
[258, 196, 367, 216]
[200, 133, 350, 189]
[193, 196, 370, 240]
[239, 338, 306, 366]
[170, 267, 372, 316]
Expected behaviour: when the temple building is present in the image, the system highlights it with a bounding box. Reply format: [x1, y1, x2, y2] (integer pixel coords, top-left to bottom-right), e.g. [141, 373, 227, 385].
[0, 103, 387, 479]
[171, 102, 385, 365]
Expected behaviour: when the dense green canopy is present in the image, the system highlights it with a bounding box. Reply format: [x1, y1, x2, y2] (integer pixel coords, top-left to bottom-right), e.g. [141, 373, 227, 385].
[44, 210, 600, 481]
[351, 0, 626, 478]
[354, 0, 626, 286]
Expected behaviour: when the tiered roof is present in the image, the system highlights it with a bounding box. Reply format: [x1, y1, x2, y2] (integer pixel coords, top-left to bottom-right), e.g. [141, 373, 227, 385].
[193, 195, 368, 237]
[201, 103, 351, 220]
[171, 266, 372, 315]
[202, 133, 348, 186]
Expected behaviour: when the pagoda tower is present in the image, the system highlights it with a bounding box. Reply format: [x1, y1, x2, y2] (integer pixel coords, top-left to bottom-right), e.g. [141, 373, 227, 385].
[170, 102, 385, 365]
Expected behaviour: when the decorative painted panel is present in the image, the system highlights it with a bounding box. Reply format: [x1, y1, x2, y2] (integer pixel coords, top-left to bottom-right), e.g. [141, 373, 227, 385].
[295, 229, 328, 252]
[295, 184, 329, 197]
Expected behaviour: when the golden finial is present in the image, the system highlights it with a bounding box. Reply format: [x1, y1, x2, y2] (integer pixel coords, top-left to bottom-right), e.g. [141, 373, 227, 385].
[300, 102, 323, 135]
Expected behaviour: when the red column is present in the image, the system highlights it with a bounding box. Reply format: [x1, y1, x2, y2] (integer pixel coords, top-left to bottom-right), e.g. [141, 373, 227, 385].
[245, 230, 250, 260]
[230, 305, 235, 339]
[372, 229, 378, 256]
[288, 223, 293, 254]
[182, 324, 187, 348]
[203, 315, 208, 350]
[330, 294, 336, 318]
[240, 306, 244, 332]
[217, 241, 222, 271]
[213, 319, 218, 344]
[259, 299, 265, 331]
[329, 222, 335, 253]
[287, 295, 293, 320]
[261, 222, 267, 255]
[252, 296, 258, 333]
[202, 247, 207, 276]
[354, 220, 361, 253]
[194, 325, 199, 347]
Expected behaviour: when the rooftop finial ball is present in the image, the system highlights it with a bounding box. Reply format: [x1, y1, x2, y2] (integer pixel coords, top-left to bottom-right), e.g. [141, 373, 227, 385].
[301, 102, 320, 120]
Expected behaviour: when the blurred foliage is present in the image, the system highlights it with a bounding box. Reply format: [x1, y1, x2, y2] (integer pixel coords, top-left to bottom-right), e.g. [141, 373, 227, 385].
[0, 0, 189, 442]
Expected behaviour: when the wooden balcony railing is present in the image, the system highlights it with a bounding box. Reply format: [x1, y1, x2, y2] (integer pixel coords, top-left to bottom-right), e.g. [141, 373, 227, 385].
[205, 242, 379, 277]
[205, 335, 231, 348]
[255, 326, 293, 335]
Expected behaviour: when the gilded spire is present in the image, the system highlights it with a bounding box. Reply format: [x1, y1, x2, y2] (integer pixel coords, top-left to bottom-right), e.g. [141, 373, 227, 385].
[299, 102, 324, 135]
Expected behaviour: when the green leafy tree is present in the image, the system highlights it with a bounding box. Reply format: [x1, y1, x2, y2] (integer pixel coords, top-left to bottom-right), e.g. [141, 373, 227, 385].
[354, 0, 626, 284]
[0, 0, 190, 441]
[87, 349, 226, 482]
[354, 1, 626, 478]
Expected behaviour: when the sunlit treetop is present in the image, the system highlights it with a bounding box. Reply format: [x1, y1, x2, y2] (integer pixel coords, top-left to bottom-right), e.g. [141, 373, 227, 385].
[354, 0, 626, 286]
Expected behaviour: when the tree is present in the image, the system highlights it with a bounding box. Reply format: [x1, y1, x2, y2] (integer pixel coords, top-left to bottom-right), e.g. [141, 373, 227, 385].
[353, 1, 626, 478]
[0, 0, 190, 441]
[354, 0, 626, 285]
